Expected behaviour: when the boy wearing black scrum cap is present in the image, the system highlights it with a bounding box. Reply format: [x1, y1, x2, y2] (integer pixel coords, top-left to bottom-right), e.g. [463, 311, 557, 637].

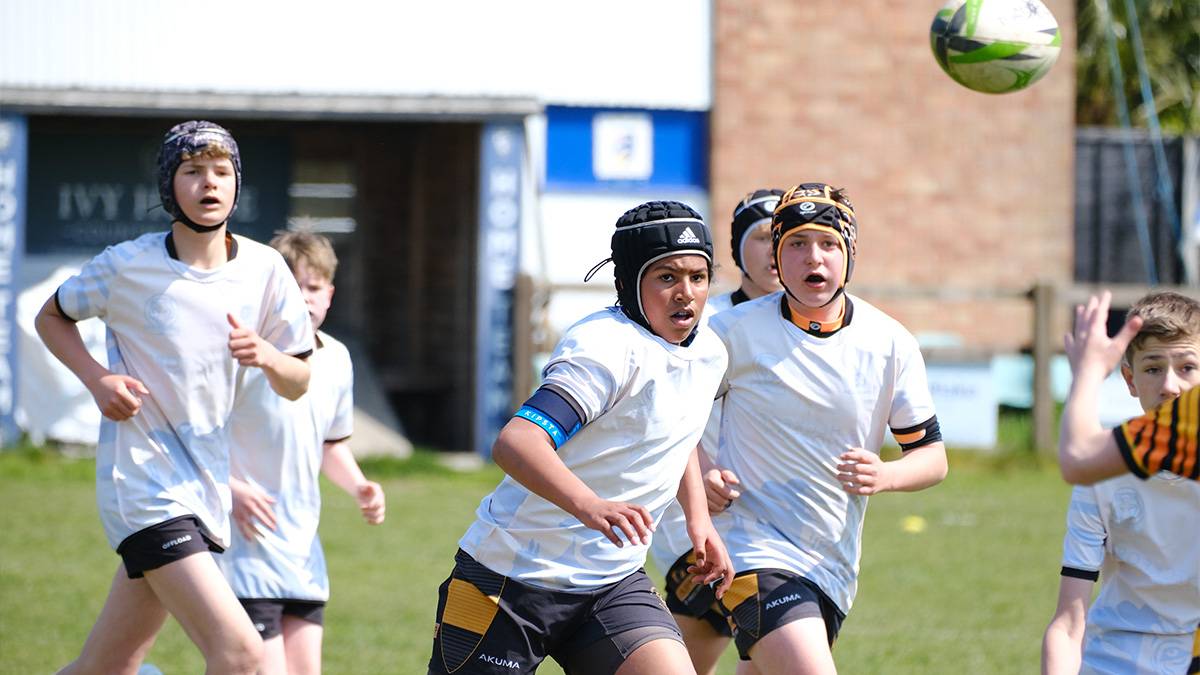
[700, 183, 948, 673]
[428, 201, 732, 675]
[35, 120, 314, 674]
[648, 188, 785, 674]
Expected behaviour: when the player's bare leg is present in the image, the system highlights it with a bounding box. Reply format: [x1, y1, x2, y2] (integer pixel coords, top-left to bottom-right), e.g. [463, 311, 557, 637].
[57, 564, 167, 675]
[742, 617, 837, 675]
[281, 616, 323, 675]
[143, 554, 262, 675]
[257, 635, 287, 675]
[617, 637, 697, 674]
[673, 614, 730, 675]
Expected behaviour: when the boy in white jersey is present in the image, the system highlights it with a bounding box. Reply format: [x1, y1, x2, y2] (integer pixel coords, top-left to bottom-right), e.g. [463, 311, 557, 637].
[428, 201, 733, 675]
[702, 183, 948, 674]
[35, 121, 314, 675]
[1044, 292, 1200, 674]
[219, 231, 385, 675]
[648, 188, 784, 675]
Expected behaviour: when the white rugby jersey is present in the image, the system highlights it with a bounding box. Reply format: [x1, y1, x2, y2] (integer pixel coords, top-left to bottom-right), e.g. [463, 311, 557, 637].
[1061, 476, 1200, 674]
[649, 290, 735, 574]
[459, 306, 727, 591]
[708, 292, 936, 614]
[219, 331, 353, 601]
[55, 232, 314, 550]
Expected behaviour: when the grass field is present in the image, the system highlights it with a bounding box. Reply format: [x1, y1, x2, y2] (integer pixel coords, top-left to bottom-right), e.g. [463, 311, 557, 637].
[0, 446, 1073, 674]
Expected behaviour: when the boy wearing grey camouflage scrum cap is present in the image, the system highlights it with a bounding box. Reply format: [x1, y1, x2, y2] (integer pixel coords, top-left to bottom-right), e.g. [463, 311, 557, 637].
[35, 120, 314, 674]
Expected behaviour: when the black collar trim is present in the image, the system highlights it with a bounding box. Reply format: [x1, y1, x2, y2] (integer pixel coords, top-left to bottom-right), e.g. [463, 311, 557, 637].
[166, 231, 238, 262]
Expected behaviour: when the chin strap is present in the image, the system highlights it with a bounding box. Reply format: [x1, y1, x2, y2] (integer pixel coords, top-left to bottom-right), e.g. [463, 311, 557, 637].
[178, 217, 226, 234]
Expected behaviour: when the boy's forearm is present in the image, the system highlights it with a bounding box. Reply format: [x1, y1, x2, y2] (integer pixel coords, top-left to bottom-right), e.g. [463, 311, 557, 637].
[492, 421, 599, 519]
[1041, 578, 1090, 675]
[1041, 625, 1083, 675]
[677, 447, 711, 528]
[261, 351, 310, 401]
[35, 301, 108, 387]
[886, 443, 948, 492]
[1059, 371, 1127, 484]
[322, 440, 368, 496]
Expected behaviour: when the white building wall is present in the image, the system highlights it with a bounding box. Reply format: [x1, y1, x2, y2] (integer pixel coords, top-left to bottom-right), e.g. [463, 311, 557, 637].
[0, 0, 711, 111]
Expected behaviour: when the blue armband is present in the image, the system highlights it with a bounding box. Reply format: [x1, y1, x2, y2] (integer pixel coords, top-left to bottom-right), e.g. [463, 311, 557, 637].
[514, 386, 584, 450]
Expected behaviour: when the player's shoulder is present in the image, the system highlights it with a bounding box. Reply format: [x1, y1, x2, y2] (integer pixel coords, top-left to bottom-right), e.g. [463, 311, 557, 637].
[561, 307, 640, 343]
[316, 330, 352, 363]
[231, 234, 286, 265]
[104, 231, 168, 262]
[709, 291, 779, 334]
[847, 294, 920, 346]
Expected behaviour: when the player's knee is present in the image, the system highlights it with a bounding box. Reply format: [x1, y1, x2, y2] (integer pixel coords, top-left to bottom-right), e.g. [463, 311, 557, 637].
[203, 626, 263, 674]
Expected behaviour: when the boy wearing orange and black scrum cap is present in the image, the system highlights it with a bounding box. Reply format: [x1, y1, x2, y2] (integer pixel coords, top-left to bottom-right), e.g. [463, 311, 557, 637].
[35, 120, 313, 674]
[701, 183, 948, 673]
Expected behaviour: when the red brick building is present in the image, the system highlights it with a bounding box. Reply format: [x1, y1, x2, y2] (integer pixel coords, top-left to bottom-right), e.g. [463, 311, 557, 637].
[709, 0, 1076, 351]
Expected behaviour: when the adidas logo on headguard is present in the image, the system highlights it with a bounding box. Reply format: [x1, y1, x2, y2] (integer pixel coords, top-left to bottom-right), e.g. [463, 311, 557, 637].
[677, 227, 701, 245]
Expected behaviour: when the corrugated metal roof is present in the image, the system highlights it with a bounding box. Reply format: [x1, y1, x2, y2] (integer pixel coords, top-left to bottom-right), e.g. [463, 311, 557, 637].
[0, 0, 711, 113]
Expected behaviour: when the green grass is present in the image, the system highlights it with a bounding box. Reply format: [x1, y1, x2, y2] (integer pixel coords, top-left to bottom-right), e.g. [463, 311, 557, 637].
[0, 445, 1073, 674]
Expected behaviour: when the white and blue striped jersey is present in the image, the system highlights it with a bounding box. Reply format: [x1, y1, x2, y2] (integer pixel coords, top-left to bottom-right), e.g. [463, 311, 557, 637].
[219, 331, 354, 601]
[459, 307, 727, 591]
[55, 232, 313, 550]
[1061, 476, 1200, 674]
[708, 292, 936, 614]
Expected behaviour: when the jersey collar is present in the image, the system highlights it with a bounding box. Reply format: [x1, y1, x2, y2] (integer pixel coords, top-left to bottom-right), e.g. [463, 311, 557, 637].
[780, 294, 854, 337]
[165, 231, 238, 262]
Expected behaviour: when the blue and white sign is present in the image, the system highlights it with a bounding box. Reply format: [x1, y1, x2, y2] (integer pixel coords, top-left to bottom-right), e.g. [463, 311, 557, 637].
[0, 114, 26, 445]
[593, 113, 653, 181]
[923, 362, 998, 449]
[545, 106, 706, 191]
[474, 123, 524, 456]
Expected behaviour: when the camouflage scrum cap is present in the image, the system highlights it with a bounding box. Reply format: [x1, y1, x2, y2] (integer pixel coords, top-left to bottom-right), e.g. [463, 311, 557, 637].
[156, 120, 242, 230]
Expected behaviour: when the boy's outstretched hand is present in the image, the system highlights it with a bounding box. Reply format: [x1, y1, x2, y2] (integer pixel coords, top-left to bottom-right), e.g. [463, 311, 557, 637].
[686, 521, 734, 599]
[227, 312, 280, 369]
[356, 481, 386, 525]
[1064, 291, 1143, 378]
[87, 373, 150, 421]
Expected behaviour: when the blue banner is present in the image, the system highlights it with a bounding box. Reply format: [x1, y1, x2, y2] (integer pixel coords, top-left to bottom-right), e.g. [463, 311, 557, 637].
[474, 123, 524, 456]
[0, 115, 26, 445]
[544, 106, 707, 191]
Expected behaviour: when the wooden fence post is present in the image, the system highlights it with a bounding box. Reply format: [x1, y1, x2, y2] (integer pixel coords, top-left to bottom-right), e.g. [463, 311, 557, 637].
[512, 273, 534, 409]
[1032, 281, 1057, 453]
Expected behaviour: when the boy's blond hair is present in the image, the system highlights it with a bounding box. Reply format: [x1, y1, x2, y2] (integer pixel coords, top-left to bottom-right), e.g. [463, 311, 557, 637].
[180, 143, 234, 162]
[1123, 291, 1200, 364]
[270, 231, 338, 282]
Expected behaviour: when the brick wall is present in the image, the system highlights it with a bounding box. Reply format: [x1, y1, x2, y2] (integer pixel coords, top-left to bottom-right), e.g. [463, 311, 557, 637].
[711, 0, 1076, 351]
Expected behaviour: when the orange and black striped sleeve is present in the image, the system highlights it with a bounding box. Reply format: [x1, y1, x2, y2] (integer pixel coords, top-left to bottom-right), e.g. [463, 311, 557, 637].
[1189, 629, 1198, 674]
[1112, 386, 1200, 480]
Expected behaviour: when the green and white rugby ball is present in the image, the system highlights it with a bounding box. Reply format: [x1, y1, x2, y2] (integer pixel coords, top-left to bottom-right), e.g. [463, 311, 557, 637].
[930, 0, 1061, 94]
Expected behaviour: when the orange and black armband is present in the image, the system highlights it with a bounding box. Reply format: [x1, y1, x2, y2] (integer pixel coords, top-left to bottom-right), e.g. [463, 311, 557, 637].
[890, 416, 942, 452]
